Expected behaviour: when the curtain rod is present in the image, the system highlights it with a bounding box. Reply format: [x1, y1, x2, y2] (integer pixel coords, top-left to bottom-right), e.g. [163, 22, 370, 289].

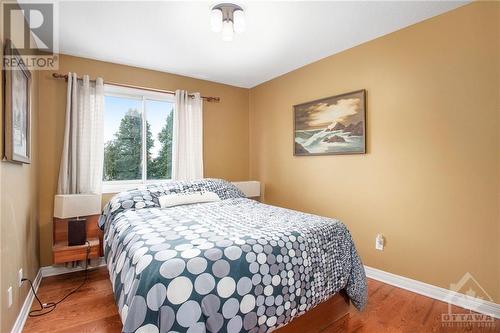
[51, 73, 220, 103]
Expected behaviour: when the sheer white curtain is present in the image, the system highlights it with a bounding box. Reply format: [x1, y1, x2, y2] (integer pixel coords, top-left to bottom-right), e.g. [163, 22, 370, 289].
[57, 73, 104, 194]
[172, 90, 203, 180]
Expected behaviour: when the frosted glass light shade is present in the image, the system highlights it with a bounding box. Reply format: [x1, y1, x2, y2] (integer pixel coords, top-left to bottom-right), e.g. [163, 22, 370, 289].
[222, 20, 234, 41]
[54, 194, 102, 218]
[233, 9, 245, 33]
[210, 8, 223, 32]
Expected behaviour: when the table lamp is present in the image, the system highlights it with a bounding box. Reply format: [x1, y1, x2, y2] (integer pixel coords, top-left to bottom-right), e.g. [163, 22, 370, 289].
[54, 194, 101, 246]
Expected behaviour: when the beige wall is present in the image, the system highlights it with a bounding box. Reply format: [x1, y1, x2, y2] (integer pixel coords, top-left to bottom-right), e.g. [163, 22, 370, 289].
[38, 54, 250, 266]
[0, 40, 41, 333]
[249, 2, 500, 303]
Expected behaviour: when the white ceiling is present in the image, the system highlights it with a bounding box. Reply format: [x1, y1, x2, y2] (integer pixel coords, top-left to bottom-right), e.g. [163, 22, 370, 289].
[54, 1, 467, 88]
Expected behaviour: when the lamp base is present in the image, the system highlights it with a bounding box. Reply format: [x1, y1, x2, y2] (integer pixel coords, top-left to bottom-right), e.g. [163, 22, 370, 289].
[68, 218, 87, 246]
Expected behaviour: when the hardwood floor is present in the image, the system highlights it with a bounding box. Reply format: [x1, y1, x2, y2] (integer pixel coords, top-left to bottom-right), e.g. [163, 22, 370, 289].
[23, 267, 499, 333]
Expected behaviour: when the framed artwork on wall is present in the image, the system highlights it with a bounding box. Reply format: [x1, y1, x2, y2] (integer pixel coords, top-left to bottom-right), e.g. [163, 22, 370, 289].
[3, 39, 32, 164]
[293, 89, 366, 156]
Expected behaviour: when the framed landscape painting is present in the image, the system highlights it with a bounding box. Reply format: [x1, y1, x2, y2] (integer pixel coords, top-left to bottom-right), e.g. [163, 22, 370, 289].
[3, 39, 31, 163]
[294, 90, 366, 156]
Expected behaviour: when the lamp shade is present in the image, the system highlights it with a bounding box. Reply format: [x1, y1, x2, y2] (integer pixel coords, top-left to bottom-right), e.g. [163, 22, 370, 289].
[222, 20, 234, 41]
[233, 9, 245, 33]
[54, 194, 102, 219]
[210, 8, 223, 32]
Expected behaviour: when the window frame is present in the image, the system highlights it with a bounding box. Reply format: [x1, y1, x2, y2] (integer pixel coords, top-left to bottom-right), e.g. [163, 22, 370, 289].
[102, 84, 175, 193]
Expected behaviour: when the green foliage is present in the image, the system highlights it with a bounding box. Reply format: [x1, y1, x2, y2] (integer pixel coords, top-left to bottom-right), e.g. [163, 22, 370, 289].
[103, 108, 173, 181]
[148, 111, 173, 179]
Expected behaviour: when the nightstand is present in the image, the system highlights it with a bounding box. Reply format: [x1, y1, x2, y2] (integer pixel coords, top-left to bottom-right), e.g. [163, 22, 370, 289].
[52, 215, 103, 264]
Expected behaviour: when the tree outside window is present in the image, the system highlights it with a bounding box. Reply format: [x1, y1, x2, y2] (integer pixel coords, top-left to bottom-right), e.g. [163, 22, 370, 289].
[103, 91, 174, 184]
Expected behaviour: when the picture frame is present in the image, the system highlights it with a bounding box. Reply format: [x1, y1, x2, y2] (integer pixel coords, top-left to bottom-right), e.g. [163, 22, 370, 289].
[293, 89, 366, 156]
[3, 39, 32, 164]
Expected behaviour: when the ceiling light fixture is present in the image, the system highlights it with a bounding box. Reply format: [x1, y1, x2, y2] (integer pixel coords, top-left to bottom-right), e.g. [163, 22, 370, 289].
[210, 3, 245, 41]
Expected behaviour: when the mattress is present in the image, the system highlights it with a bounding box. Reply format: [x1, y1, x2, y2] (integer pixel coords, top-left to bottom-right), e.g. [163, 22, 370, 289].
[100, 179, 367, 333]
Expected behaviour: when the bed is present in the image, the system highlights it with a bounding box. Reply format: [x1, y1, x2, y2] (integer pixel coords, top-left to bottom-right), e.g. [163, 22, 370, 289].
[99, 179, 367, 333]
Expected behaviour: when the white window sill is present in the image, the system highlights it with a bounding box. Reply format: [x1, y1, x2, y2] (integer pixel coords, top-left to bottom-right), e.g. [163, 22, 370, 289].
[102, 180, 171, 194]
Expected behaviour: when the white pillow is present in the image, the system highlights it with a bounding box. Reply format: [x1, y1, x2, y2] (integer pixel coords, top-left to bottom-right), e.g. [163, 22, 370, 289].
[158, 192, 221, 208]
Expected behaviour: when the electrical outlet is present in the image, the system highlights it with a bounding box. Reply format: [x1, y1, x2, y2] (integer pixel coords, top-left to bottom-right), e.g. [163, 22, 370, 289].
[375, 233, 385, 251]
[18, 269, 23, 287]
[7, 286, 12, 308]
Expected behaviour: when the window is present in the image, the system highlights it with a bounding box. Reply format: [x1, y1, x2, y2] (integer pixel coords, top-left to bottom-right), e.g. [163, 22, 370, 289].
[103, 85, 174, 192]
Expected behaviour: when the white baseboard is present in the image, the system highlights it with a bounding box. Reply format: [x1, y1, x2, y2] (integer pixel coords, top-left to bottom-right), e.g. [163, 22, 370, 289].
[40, 257, 107, 277]
[10, 269, 42, 333]
[364, 265, 500, 319]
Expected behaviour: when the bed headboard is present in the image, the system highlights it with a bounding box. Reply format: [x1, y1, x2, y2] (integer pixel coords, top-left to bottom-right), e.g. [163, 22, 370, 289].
[232, 181, 261, 198]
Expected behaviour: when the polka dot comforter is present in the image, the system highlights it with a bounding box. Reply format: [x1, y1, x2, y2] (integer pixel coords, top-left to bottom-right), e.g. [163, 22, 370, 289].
[100, 179, 367, 333]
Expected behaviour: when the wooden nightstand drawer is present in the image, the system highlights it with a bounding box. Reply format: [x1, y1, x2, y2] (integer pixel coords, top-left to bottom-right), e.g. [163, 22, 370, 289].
[53, 237, 100, 264]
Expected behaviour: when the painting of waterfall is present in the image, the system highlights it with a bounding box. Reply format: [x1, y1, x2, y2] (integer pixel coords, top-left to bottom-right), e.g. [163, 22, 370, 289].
[294, 90, 366, 156]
